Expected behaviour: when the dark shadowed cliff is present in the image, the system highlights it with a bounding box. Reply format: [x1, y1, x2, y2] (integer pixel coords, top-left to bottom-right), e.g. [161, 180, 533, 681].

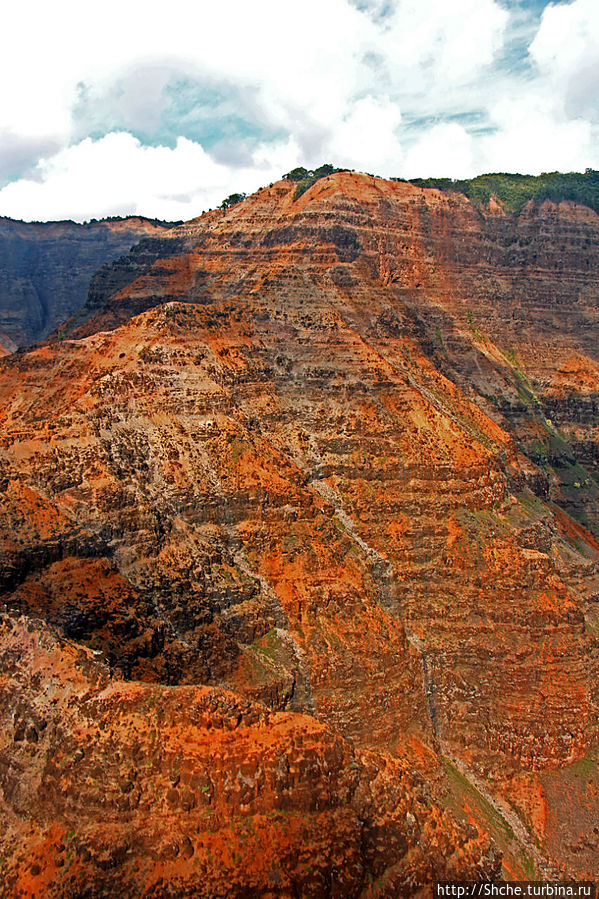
[0, 216, 175, 351]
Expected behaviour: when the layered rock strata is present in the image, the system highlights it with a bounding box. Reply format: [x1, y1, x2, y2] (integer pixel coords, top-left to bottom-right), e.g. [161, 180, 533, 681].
[1, 172, 599, 888]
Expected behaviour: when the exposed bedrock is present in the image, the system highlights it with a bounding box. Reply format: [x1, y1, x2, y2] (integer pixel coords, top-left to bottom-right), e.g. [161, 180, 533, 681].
[1, 172, 599, 884]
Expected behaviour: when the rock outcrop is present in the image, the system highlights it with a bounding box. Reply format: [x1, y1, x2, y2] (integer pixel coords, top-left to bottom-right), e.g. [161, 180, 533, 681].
[0, 216, 175, 349]
[1, 171, 599, 892]
[0, 615, 498, 898]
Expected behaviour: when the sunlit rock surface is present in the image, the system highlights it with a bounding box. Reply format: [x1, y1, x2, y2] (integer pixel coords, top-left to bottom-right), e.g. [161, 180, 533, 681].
[1, 172, 599, 893]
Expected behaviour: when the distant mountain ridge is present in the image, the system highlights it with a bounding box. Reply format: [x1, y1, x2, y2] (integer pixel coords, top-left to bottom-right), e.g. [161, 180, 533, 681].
[399, 168, 599, 215]
[0, 215, 178, 351]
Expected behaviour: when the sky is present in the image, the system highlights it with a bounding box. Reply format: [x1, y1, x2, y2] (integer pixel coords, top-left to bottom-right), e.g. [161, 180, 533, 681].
[0, 0, 597, 222]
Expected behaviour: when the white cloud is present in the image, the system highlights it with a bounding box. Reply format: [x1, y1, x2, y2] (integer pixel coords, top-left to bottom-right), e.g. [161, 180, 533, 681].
[529, 0, 599, 78]
[1, 1, 598, 219]
[393, 0, 599, 179]
[403, 122, 474, 179]
[0, 0, 370, 143]
[325, 97, 403, 175]
[530, 0, 599, 122]
[460, 0, 599, 177]
[480, 95, 594, 175]
[378, 0, 508, 85]
[0, 131, 61, 182]
[0, 133, 301, 221]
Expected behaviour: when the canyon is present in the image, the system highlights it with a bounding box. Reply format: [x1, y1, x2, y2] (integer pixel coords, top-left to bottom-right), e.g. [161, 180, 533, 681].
[0, 170, 598, 896]
[0, 216, 174, 352]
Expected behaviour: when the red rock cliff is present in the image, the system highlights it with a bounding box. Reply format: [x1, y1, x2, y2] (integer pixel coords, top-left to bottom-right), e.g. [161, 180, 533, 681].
[1, 172, 599, 892]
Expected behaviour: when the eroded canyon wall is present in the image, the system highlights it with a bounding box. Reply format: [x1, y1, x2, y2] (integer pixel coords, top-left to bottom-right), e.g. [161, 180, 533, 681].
[0, 216, 175, 350]
[1, 172, 599, 894]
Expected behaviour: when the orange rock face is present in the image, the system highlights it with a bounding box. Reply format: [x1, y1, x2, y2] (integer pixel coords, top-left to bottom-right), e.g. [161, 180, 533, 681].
[1, 172, 599, 891]
[0, 617, 498, 897]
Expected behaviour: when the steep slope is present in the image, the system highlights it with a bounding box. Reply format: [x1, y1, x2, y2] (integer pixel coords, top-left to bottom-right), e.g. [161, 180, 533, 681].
[1, 615, 498, 898]
[0, 216, 176, 349]
[1, 171, 599, 889]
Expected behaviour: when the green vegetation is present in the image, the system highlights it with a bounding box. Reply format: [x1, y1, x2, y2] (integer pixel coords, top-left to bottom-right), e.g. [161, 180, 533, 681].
[251, 628, 282, 662]
[86, 215, 182, 227]
[230, 437, 246, 463]
[442, 759, 514, 844]
[584, 612, 599, 640]
[466, 308, 485, 342]
[395, 169, 599, 215]
[220, 192, 247, 210]
[568, 750, 598, 781]
[283, 163, 351, 199]
[441, 758, 542, 879]
[520, 853, 537, 879]
[283, 167, 312, 182]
